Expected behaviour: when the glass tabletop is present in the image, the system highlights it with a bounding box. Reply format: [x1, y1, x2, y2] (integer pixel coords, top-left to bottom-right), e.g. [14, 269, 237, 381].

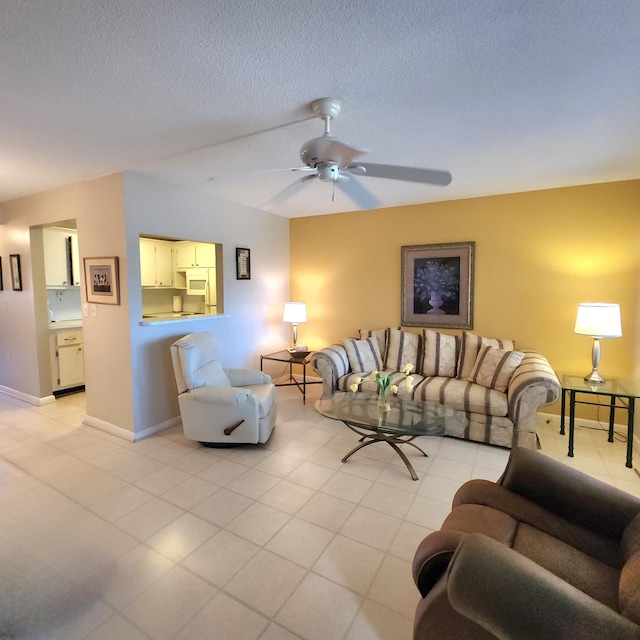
[261, 349, 312, 363]
[316, 392, 468, 437]
[559, 373, 640, 398]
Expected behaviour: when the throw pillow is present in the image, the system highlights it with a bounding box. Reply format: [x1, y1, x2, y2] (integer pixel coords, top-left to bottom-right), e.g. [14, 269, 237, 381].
[457, 331, 516, 380]
[343, 337, 384, 373]
[186, 359, 232, 389]
[358, 327, 399, 364]
[385, 329, 421, 372]
[466, 345, 524, 392]
[421, 329, 460, 377]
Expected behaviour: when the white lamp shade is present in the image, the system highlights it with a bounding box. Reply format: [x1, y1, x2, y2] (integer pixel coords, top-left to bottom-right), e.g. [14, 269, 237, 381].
[574, 303, 622, 338]
[283, 302, 307, 324]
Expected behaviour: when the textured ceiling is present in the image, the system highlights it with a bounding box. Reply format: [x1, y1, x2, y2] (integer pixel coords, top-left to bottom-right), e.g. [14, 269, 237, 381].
[1, 0, 639, 217]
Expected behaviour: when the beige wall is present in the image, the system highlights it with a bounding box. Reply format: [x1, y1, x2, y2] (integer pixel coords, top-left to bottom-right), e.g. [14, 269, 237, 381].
[291, 180, 640, 412]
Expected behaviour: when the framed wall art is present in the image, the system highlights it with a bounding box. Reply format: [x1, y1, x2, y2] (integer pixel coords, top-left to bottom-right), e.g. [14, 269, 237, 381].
[401, 241, 475, 329]
[9, 254, 22, 291]
[0, 256, 3, 290]
[84, 256, 120, 305]
[236, 247, 251, 280]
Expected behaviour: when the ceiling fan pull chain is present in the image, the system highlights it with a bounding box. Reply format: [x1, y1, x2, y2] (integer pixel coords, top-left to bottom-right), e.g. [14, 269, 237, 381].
[332, 180, 336, 202]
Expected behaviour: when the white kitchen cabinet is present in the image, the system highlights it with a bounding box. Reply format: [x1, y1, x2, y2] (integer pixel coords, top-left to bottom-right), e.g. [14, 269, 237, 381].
[44, 227, 77, 287]
[70, 232, 81, 286]
[140, 238, 174, 287]
[50, 328, 84, 391]
[175, 242, 216, 269]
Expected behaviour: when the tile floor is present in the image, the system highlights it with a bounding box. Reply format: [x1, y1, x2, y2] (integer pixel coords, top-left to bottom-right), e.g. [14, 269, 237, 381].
[1, 385, 639, 640]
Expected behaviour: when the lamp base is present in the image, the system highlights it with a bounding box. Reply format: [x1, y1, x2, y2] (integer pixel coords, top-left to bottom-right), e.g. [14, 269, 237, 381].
[584, 369, 605, 384]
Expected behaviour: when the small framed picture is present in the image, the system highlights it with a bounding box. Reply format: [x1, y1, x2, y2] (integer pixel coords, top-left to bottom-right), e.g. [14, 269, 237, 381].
[10, 254, 22, 291]
[84, 256, 120, 305]
[236, 247, 251, 280]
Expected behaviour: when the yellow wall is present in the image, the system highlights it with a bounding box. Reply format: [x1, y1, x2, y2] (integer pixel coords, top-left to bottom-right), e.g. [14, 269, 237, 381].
[291, 180, 640, 399]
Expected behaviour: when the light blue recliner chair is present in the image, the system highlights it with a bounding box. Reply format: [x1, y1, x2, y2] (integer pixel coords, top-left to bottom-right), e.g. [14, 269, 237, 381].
[170, 332, 277, 445]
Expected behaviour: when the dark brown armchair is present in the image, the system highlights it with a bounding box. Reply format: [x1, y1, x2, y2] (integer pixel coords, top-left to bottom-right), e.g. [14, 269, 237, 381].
[412, 447, 640, 639]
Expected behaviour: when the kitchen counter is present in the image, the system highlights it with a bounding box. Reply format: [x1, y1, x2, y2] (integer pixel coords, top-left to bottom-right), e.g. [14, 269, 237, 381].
[48, 319, 83, 330]
[139, 312, 228, 326]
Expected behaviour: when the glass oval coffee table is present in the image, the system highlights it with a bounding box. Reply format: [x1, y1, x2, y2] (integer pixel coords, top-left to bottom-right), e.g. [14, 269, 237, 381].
[316, 392, 468, 480]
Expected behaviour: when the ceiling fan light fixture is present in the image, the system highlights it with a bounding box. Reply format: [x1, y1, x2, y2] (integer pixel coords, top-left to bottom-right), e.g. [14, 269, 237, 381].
[317, 163, 340, 182]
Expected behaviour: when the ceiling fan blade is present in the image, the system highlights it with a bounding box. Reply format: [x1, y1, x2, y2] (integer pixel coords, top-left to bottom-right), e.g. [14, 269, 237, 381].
[208, 166, 313, 182]
[335, 175, 380, 210]
[264, 173, 317, 208]
[348, 163, 452, 186]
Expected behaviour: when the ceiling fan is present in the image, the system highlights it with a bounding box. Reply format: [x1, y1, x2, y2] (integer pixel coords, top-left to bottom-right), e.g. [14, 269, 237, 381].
[268, 97, 452, 210]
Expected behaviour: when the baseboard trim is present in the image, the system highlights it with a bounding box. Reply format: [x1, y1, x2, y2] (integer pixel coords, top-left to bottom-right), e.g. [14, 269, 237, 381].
[82, 415, 136, 442]
[82, 414, 181, 442]
[0, 385, 55, 406]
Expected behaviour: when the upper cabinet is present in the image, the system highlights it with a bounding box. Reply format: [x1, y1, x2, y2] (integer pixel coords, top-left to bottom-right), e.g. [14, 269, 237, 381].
[140, 238, 174, 287]
[175, 242, 216, 269]
[43, 227, 79, 287]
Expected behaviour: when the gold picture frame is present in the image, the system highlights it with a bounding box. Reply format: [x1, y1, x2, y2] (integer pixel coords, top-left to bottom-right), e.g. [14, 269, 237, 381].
[401, 242, 475, 329]
[84, 256, 120, 305]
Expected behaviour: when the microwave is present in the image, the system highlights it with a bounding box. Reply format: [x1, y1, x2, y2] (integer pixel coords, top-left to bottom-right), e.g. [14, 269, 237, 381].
[186, 269, 208, 296]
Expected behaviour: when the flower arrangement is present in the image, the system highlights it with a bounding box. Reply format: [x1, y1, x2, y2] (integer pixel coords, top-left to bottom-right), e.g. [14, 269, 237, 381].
[349, 364, 415, 411]
[414, 260, 459, 301]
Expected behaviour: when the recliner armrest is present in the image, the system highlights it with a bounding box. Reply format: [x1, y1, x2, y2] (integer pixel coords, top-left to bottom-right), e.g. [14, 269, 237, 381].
[499, 448, 640, 540]
[225, 368, 272, 386]
[412, 529, 466, 597]
[188, 386, 252, 405]
[446, 533, 640, 640]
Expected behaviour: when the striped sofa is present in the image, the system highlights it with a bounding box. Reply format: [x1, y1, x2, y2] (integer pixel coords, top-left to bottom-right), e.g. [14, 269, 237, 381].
[310, 328, 560, 450]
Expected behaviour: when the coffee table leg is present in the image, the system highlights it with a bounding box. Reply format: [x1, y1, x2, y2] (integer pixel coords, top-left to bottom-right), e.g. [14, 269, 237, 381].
[342, 424, 421, 481]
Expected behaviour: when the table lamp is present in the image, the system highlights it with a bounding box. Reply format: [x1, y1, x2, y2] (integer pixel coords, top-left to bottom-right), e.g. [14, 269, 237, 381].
[574, 302, 622, 384]
[283, 302, 307, 351]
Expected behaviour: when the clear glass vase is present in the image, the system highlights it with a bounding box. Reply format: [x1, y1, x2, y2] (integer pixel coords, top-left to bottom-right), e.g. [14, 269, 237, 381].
[377, 387, 391, 413]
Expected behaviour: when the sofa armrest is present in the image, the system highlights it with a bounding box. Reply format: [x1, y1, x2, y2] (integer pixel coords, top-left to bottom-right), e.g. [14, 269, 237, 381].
[507, 350, 561, 430]
[310, 344, 350, 397]
[188, 385, 252, 406]
[499, 447, 640, 540]
[446, 533, 640, 640]
[225, 368, 272, 386]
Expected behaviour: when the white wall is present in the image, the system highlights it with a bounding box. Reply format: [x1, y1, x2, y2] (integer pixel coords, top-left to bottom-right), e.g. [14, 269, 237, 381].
[124, 172, 290, 436]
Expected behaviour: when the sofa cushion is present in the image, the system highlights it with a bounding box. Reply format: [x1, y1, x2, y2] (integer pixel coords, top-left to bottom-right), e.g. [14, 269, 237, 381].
[421, 330, 460, 377]
[413, 377, 509, 417]
[385, 329, 421, 372]
[337, 371, 424, 393]
[457, 332, 515, 380]
[466, 345, 524, 392]
[513, 523, 620, 611]
[343, 337, 384, 373]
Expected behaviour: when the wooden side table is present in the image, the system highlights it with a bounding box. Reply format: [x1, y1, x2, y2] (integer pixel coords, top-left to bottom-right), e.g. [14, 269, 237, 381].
[260, 349, 321, 404]
[559, 373, 638, 468]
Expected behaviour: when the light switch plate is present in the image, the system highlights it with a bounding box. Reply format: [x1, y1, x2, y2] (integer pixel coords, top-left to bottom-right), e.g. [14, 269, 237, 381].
[91, 304, 97, 317]
[82, 303, 88, 317]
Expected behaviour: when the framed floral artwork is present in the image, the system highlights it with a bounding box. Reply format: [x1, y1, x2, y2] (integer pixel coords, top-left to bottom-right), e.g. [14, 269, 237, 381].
[401, 242, 475, 329]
